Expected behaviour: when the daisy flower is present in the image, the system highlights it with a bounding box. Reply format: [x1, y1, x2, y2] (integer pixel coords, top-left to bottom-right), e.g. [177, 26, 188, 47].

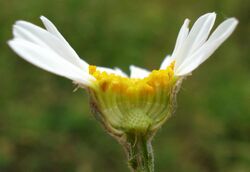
[8, 12, 238, 172]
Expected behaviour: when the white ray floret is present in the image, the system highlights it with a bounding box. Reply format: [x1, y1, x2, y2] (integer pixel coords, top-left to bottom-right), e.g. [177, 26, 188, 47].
[130, 65, 150, 78]
[160, 12, 238, 76]
[160, 55, 173, 70]
[8, 16, 96, 87]
[97, 66, 128, 77]
[8, 12, 238, 86]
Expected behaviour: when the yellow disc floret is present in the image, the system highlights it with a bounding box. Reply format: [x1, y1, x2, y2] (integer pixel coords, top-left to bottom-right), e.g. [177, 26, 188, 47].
[88, 62, 177, 134]
[89, 62, 175, 97]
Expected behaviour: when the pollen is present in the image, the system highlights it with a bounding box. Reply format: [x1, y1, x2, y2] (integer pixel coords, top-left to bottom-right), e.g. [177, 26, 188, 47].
[88, 63, 176, 97]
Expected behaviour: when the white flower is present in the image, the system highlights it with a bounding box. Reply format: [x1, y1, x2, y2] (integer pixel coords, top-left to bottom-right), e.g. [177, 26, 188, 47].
[8, 13, 238, 86]
[8, 13, 238, 134]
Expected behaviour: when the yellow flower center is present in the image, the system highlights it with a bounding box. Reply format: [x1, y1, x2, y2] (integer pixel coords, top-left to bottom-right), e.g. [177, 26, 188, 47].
[88, 62, 177, 134]
[89, 62, 175, 97]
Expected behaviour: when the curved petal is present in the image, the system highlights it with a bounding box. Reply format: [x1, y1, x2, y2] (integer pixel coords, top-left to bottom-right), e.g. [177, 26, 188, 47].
[14, 19, 88, 71]
[130, 65, 150, 78]
[40, 16, 89, 71]
[206, 18, 238, 45]
[171, 19, 190, 59]
[175, 13, 216, 68]
[175, 18, 238, 76]
[185, 12, 216, 53]
[8, 39, 94, 86]
[40, 16, 70, 44]
[160, 55, 173, 69]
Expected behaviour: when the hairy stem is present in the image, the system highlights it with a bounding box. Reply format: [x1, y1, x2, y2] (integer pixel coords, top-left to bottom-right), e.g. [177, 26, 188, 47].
[125, 134, 154, 172]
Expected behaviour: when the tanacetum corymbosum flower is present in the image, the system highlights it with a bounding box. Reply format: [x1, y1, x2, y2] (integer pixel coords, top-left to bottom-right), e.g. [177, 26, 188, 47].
[8, 12, 238, 139]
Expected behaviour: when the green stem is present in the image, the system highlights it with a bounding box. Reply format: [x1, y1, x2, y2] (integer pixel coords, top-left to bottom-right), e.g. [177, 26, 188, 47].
[126, 134, 154, 172]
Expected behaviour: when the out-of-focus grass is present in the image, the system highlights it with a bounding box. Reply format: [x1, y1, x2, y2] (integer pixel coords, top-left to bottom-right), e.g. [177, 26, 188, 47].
[0, 0, 249, 171]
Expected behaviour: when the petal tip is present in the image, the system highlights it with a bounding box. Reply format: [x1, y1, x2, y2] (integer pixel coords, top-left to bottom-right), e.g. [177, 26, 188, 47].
[184, 18, 190, 26]
[207, 12, 217, 21]
[40, 15, 48, 21]
[201, 12, 217, 21]
[7, 40, 13, 46]
[40, 16, 45, 20]
[229, 17, 239, 25]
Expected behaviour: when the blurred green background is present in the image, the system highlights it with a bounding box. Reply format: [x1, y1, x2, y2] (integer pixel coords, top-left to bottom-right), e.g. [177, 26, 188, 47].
[0, 0, 249, 171]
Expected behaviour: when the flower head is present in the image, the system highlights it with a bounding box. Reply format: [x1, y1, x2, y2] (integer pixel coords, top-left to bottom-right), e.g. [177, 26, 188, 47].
[8, 13, 238, 138]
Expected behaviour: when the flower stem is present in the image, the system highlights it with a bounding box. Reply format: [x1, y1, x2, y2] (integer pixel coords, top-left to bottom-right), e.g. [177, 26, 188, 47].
[126, 134, 154, 172]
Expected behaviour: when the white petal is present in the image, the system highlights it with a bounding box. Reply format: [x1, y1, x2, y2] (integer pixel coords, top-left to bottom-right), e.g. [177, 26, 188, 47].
[171, 19, 190, 58]
[175, 18, 238, 76]
[14, 19, 88, 71]
[175, 13, 216, 68]
[8, 39, 94, 86]
[96, 66, 127, 77]
[114, 67, 128, 77]
[206, 18, 238, 46]
[40, 16, 89, 71]
[130, 65, 150, 78]
[160, 55, 173, 69]
[197, 18, 238, 65]
[40, 16, 69, 44]
[175, 44, 211, 76]
[186, 13, 216, 53]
